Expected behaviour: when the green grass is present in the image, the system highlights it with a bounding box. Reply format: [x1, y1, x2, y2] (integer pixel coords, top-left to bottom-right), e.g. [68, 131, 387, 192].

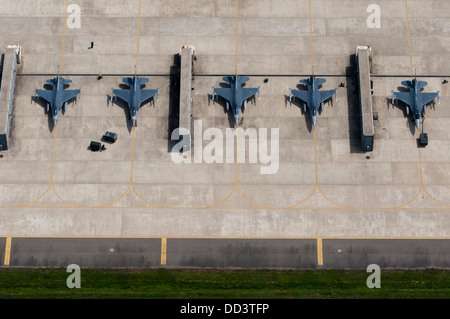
[0, 268, 449, 299]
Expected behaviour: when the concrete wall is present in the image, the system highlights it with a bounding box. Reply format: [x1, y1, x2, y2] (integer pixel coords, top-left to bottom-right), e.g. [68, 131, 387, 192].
[0, 46, 19, 151]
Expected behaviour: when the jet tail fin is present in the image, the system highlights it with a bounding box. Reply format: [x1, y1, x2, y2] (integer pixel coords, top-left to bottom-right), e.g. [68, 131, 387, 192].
[412, 69, 428, 89]
[238, 76, 250, 85]
[401, 80, 414, 89]
[300, 78, 311, 86]
[222, 76, 235, 84]
[315, 78, 326, 87]
[417, 80, 428, 90]
[122, 77, 134, 86]
[138, 77, 150, 86]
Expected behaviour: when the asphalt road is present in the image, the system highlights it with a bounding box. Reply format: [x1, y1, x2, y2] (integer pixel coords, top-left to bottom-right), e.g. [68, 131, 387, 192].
[7, 237, 162, 267]
[1, 237, 449, 269]
[167, 238, 318, 268]
[323, 239, 450, 269]
[0, 237, 5, 265]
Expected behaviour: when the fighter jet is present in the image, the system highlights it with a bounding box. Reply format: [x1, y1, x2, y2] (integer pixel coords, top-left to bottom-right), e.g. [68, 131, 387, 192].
[391, 71, 440, 130]
[35, 65, 80, 127]
[289, 73, 337, 127]
[110, 75, 159, 127]
[211, 75, 260, 126]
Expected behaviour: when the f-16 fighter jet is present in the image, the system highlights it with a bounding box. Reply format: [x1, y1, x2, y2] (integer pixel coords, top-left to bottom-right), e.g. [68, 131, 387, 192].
[212, 75, 260, 126]
[391, 71, 440, 130]
[289, 70, 337, 127]
[35, 65, 80, 127]
[111, 75, 159, 127]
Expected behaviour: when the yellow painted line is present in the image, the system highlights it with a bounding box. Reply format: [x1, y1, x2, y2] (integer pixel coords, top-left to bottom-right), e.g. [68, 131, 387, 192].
[15, 184, 52, 208]
[161, 237, 167, 265]
[404, 0, 414, 79]
[135, 0, 142, 74]
[308, 0, 314, 75]
[4, 237, 12, 266]
[317, 237, 323, 266]
[235, 0, 238, 74]
[60, 0, 69, 73]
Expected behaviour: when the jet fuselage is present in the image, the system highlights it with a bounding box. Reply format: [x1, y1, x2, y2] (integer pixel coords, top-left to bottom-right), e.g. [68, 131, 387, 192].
[49, 76, 69, 126]
[130, 76, 140, 126]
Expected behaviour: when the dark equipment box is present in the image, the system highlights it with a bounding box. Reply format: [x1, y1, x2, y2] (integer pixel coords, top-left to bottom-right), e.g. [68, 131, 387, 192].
[90, 141, 103, 152]
[419, 133, 428, 147]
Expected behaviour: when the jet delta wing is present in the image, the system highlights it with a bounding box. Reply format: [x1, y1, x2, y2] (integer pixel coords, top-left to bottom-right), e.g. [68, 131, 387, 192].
[212, 75, 260, 126]
[35, 65, 80, 127]
[289, 75, 337, 127]
[391, 72, 439, 130]
[111, 76, 159, 127]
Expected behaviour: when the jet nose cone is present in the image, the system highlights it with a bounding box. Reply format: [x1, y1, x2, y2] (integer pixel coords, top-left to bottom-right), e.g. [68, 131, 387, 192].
[235, 116, 239, 126]
[312, 116, 317, 127]
[415, 119, 420, 131]
[53, 118, 58, 127]
[132, 119, 137, 127]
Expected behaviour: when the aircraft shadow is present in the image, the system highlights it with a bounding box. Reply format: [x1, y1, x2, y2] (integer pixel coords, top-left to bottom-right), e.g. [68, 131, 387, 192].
[386, 97, 416, 136]
[295, 83, 308, 91]
[32, 95, 55, 132]
[210, 93, 233, 128]
[287, 94, 313, 133]
[107, 94, 133, 133]
[396, 86, 409, 93]
[167, 53, 181, 153]
[345, 55, 363, 154]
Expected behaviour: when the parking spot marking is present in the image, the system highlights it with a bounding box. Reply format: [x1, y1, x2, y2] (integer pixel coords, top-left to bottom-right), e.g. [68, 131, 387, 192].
[161, 237, 167, 265]
[317, 237, 323, 266]
[4, 237, 12, 266]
